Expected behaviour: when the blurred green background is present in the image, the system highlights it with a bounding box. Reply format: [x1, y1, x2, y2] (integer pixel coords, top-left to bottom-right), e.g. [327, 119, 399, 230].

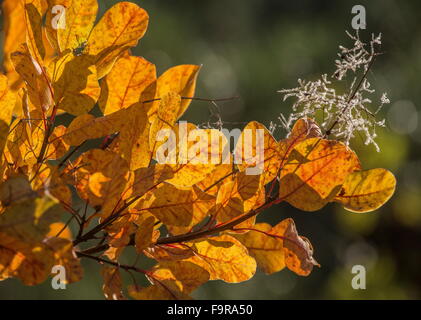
[1, 0, 420, 299]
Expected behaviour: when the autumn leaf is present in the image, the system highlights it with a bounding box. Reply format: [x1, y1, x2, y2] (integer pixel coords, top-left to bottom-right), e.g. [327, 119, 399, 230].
[134, 215, 159, 253]
[24, 2, 46, 63]
[47, 222, 73, 240]
[148, 261, 209, 295]
[134, 183, 215, 233]
[99, 54, 156, 115]
[0, 74, 17, 155]
[11, 43, 53, 113]
[2, 0, 27, 79]
[144, 243, 194, 262]
[184, 234, 256, 283]
[128, 283, 190, 300]
[279, 137, 361, 211]
[128, 261, 209, 300]
[233, 222, 286, 274]
[49, 52, 100, 115]
[235, 121, 282, 184]
[164, 126, 229, 188]
[73, 149, 129, 218]
[101, 266, 126, 300]
[87, 2, 149, 79]
[215, 172, 264, 229]
[233, 219, 319, 276]
[279, 117, 322, 167]
[334, 168, 396, 212]
[0, 232, 55, 285]
[49, 0, 98, 53]
[142, 65, 201, 120]
[0, 193, 66, 285]
[282, 219, 319, 276]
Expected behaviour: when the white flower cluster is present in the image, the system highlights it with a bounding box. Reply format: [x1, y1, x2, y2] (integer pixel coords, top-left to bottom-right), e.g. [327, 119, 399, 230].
[278, 31, 389, 152]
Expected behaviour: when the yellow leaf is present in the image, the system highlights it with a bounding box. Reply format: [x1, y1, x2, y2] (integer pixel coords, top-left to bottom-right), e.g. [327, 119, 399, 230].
[87, 2, 149, 79]
[47, 222, 73, 240]
[164, 126, 229, 188]
[99, 54, 156, 115]
[279, 138, 361, 211]
[149, 92, 182, 156]
[62, 113, 115, 146]
[233, 218, 319, 276]
[0, 232, 55, 285]
[2, 0, 27, 75]
[49, 52, 100, 115]
[73, 149, 129, 218]
[0, 74, 16, 155]
[134, 183, 215, 233]
[101, 266, 126, 300]
[334, 168, 396, 212]
[144, 243, 194, 262]
[196, 161, 234, 196]
[233, 222, 285, 274]
[24, 2, 46, 62]
[134, 215, 158, 253]
[0, 194, 65, 285]
[185, 234, 256, 283]
[215, 172, 264, 226]
[44, 0, 72, 52]
[11, 43, 53, 112]
[56, 0, 98, 52]
[149, 261, 209, 295]
[142, 65, 201, 120]
[46, 125, 70, 160]
[31, 164, 72, 206]
[128, 284, 190, 300]
[279, 117, 322, 167]
[113, 104, 151, 170]
[235, 121, 281, 184]
[2, 0, 49, 90]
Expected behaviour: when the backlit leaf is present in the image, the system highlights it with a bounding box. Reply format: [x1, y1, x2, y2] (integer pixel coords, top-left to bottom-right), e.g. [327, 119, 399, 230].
[87, 2, 149, 79]
[99, 54, 156, 115]
[334, 168, 396, 212]
[279, 138, 361, 211]
[185, 234, 256, 283]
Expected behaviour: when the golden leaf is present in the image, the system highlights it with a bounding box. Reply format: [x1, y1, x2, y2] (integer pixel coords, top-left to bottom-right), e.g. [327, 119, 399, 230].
[99, 54, 156, 115]
[334, 168, 396, 212]
[87, 2, 149, 79]
[185, 234, 256, 283]
[279, 138, 361, 211]
[49, 52, 100, 115]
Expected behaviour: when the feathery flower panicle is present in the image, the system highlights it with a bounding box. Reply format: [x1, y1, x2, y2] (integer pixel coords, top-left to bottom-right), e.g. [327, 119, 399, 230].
[278, 31, 389, 152]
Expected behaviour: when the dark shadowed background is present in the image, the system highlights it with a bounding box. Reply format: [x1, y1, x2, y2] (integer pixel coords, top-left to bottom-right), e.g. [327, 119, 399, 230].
[0, 0, 420, 299]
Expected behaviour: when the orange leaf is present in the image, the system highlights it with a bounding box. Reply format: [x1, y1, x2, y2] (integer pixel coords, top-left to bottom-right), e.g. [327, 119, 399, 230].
[235, 121, 281, 184]
[142, 65, 201, 120]
[87, 2, 149, 79]
[99, 54, 156, 115]
[334, 168, 396, 212]
[279, 137, 361, 211]
[185, 234, 256, 283]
